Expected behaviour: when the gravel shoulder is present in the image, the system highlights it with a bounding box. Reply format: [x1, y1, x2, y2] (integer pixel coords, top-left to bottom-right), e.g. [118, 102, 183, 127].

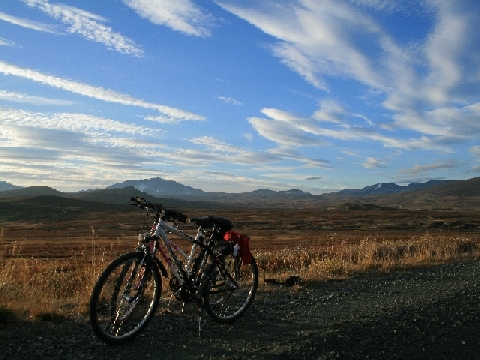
[2, 260, 480, 359]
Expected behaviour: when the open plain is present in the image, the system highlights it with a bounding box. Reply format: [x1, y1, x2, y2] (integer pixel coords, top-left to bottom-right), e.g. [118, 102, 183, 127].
[1, 184, 480, 359]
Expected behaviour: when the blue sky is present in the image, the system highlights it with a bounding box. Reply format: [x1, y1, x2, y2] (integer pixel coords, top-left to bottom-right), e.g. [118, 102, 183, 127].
[1, 0, 479, 194]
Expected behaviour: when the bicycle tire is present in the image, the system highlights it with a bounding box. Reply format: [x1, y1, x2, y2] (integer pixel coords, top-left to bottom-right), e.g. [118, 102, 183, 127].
[203, 254, 258, 324]
[89, 251, 161, 344]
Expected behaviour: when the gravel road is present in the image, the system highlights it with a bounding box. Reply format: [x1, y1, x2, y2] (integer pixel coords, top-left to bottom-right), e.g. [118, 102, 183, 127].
[1, 260, 480, 359]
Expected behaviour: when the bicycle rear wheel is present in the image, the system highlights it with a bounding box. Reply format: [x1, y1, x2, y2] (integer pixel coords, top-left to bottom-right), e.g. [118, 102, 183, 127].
[203, 254, 258, 324]
[89, 252, 161, 344]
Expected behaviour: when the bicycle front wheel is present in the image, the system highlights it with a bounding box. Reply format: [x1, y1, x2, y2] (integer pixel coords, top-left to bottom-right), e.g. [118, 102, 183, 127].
[203, 254, 258, 324]
[89, 252, 161, 344]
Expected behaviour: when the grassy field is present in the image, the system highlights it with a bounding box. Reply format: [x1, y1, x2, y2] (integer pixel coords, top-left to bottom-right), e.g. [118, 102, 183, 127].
[1, 229, 479, 323]
[1, 203, 480, 323]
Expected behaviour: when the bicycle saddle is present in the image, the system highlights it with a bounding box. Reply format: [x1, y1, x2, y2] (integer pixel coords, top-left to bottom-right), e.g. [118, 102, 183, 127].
[190, 216, 234, 231]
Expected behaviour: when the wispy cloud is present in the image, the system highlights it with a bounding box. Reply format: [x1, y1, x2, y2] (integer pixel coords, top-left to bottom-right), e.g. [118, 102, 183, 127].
[363, 157, 387, 169]
[169, 135, 330, 169]
[0, 37, 15, 47]
[0, 107, 164, 188]
[217, 0, 390, 91]
[0, 90, 76, 105]
[191, 136, 243, 153]
[0, 107, 159, 141]
[122, 0, 215, 37]
[0, 106, 330, 191]
[216, 95, 242, 105]
[0, 10, 57, 33]
[248, 105, 451, 152]
[174, 169, 295, 193]
[400, 159, 462, 177]
[0, 61, 205, 122]
[347, 0, 421, 13]
[144, 114, 206, 124]
[217, 0, 480, 147]
[342, 150, 360, 157]
[469, 145, 480, 159]
[23, 0, 143, 56]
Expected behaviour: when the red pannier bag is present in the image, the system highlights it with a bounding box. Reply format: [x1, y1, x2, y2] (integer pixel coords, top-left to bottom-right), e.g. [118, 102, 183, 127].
[223, 230, 253, 264]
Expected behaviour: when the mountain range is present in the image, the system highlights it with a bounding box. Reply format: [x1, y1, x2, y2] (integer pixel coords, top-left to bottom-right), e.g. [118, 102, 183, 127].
[1, 177, 478, 211]
[0, 177, 461, 199]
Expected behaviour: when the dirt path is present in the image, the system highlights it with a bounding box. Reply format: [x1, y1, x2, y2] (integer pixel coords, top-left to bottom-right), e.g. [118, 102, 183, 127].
[2, 260, 480, 359]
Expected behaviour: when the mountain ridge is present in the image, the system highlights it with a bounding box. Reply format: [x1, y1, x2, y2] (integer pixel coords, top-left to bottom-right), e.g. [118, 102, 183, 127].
[337, 180, 453, 196]
[0, 181, 23, 192]
[106, 177, 205, 196]
[0, 177, 477, 210]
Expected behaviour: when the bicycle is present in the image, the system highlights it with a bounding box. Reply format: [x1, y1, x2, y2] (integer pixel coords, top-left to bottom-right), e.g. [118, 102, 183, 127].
[89, 197, 258, 344]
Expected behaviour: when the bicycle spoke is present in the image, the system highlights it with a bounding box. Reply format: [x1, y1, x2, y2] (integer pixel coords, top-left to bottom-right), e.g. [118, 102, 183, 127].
[203, 255, 258, 324]
[89, 252, 161, 344]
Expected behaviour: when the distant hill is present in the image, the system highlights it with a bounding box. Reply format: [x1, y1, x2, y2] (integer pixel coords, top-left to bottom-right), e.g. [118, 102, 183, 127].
[72, 186, 160, 204]
[421, 177, 480, 197]
[0, 181, 23, 191]
[106, 177, 205, 196]
[71, 186, 206, 209]
[0, 194, 134, 221]
[337, 180, 453, 196]
[279, 189, 311, 196]
[378, 177, 480, 209]
[0, 186, 63, 198]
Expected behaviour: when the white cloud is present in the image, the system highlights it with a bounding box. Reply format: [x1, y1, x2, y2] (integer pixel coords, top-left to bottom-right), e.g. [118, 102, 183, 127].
[0, 61, 205, 122]
[174, 169, 294, 193]
[122, 0, 215, 37]
[312, 99, 348, 124]
[161, 135, 329, 170]
[469, 146, 480, 172]
[470, 145, 480, 158]
[0, 90, 76, 105]
[470, 165, 480, 174]
[144, 114, 205, 124]
[23, 0, 143, 56]
[190, 136, 242, 153]
[248, 114, 322, 148]
[262, 172, 312, 181]
[216, 95, 242, 105]
[363, 157, 387, 169]
[342, 150, 360, 157]
[217, 0, 480, 147]
[347, 0, 420, 13]
[248, 104, 452, 152]
[391, 102, 480, 139]
[0, 38, 15, 47]
[400, 159, 462, 176]
[0, 107, 159, 145]
[0, 11, 57, 33]
[217, 0, 389, 91]
[243, 132, 253, 142]
[0, 107, 167, 190]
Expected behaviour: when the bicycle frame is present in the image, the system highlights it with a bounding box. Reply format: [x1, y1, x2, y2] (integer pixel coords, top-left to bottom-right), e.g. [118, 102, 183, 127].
[145, 217, 206, 288]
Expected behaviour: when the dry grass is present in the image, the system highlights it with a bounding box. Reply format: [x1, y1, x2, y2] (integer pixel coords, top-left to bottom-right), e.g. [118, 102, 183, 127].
[0, 233, 479, 322]
[0, 238, 121, 322]
[255, 234, 480, 282]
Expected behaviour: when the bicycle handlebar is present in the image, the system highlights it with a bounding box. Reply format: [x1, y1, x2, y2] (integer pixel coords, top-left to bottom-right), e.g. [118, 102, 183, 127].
[130, 197, 187, 223]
